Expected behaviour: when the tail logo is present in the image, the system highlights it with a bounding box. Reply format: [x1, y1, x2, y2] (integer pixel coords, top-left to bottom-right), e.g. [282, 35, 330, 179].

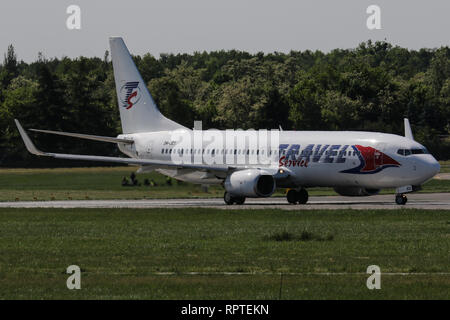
[120, 81, 141, 109]
[341, 145, 400, 174]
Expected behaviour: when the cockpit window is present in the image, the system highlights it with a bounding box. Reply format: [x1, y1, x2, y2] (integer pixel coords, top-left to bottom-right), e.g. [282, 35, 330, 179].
[397, 148, 428, 156]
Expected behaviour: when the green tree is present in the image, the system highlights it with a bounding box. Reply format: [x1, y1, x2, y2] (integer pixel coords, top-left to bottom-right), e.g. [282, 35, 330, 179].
[288, 75, 323, 130]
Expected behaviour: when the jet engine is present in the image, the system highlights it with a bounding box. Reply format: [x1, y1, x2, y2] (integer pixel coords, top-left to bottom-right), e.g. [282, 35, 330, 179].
[333, 187, 380, 197]
[224, 169, 276, 197]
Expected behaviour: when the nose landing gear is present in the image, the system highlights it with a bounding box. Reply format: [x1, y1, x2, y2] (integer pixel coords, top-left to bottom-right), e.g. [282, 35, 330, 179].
[394, 185, 415, 205]
[395, 194, 408, 205]
[286, 188, 309, 204]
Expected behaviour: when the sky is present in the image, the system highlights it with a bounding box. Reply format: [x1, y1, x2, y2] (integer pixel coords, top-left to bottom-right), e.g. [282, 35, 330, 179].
[0, 0, 449, 62]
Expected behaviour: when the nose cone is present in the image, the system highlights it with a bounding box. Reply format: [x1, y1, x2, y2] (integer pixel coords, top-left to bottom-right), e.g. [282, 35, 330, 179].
[432, 159, 440, 176]
[421, 156, 440, 182]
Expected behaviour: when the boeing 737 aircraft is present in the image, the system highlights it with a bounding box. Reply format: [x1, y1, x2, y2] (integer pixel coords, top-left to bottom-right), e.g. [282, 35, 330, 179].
[15, 37, 440, 205]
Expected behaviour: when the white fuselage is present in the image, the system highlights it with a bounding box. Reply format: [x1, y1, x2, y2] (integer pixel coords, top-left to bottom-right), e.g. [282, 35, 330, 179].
[117, 130, 440, 190]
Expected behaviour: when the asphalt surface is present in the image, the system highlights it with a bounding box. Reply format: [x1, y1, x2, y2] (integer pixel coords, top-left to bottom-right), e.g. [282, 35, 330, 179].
[435, 173, 450, 180]
[0, 193, 448, 210]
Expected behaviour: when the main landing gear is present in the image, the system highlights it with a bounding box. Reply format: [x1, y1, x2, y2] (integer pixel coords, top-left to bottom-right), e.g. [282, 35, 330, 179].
[395, 194, 408, 205]
[286, 188, 309, 204]
[224, 192, 245, 205]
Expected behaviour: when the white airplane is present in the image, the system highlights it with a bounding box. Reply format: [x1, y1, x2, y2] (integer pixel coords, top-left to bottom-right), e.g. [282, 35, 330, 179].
[15, 37, 440, 205]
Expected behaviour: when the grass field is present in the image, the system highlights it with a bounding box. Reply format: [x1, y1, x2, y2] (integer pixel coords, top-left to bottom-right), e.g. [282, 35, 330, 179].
[0, 166, 449, 202]
[0, 208, 448, 299]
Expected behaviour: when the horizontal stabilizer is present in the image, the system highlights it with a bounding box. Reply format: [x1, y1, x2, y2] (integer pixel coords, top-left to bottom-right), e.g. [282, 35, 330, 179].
[29, 128, 133, 144]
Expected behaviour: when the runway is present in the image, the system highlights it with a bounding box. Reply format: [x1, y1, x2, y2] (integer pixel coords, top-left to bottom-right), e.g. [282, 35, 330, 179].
[0, 193, 449, 210]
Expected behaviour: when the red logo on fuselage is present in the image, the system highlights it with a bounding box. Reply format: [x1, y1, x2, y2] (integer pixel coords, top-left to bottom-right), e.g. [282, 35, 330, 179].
[341, 145, 400, 174]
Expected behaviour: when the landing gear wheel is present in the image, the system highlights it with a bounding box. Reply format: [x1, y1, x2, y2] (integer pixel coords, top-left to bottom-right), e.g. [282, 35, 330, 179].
[395, 194, 407, 205]
[224, 192, 234, 205]
[286, 189, 309, 204]
[235, 197, 246, 205]
[297, 188, 309, 204]
[287, 190, 298, 204]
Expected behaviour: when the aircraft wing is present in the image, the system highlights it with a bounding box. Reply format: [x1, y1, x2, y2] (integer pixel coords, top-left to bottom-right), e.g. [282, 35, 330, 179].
[15, 120, 230, 173]
[29, 128, 134, 144]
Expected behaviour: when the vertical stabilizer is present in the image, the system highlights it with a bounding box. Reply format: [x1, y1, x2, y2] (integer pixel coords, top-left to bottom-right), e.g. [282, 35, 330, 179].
[404, 118, 414, 140]
[109, 37, 185, 133]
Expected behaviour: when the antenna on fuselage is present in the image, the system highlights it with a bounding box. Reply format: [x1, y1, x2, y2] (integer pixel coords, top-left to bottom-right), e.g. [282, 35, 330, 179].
[404, 118, 414, 140]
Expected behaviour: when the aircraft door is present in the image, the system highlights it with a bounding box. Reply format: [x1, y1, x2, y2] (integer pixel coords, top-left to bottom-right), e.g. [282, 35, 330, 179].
[374, 150, 382, 167]
[145, 141, 153, 158]
[374, 143, 387, 169]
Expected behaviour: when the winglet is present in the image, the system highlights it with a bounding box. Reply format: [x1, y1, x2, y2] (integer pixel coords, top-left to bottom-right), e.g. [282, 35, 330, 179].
[14, 119, 46, 156]
[404, 118, 414, 140]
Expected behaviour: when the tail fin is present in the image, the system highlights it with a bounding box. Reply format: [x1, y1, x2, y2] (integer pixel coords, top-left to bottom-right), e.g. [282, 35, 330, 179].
[109, 37, 185, 133]
[404, 118, 414, 140]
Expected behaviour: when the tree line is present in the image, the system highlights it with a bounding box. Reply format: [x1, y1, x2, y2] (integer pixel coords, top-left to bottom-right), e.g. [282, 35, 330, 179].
[0, 40, 448, 167]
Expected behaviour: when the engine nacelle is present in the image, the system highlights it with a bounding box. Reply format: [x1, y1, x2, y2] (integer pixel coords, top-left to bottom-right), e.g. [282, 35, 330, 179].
[224, 169, 276, 197]
[333, 187, 380, 197]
